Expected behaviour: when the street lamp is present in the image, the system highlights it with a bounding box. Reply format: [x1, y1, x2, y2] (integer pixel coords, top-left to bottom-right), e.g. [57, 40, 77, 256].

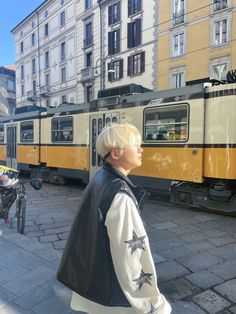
[94, 57, 115, 90]
[94, 57, 102, 76]
[94, 57, 104, 90]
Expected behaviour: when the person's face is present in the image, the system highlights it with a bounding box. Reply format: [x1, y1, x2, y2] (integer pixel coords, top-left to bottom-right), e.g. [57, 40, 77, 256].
[118, 144, 143, 172]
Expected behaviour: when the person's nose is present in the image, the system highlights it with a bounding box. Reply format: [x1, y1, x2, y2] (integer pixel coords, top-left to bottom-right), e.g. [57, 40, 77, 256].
[138, 146, 143, 153]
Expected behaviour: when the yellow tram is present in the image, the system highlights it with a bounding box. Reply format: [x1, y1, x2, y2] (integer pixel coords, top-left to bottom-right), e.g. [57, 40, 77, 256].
[1, 80, 236, 212]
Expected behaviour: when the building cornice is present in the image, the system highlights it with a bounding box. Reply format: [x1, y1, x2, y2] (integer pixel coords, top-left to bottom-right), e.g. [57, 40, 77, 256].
[0, 67, 15, 77]
[97, 0, 110, 6]
[11, 0, 49, 34]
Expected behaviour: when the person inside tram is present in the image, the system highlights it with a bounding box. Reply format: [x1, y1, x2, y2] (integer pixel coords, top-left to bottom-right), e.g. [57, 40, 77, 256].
[156, 127, 168, 140]
[57, 123, 172, 314]
[146, 132, 154, 140]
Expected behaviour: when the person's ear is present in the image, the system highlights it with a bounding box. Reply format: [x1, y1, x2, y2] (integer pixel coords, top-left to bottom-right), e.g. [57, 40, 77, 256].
[110, 148, 121, 160]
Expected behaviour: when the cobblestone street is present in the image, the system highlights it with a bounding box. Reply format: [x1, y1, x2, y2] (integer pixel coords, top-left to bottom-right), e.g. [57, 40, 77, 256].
[0, 180, 236, 313]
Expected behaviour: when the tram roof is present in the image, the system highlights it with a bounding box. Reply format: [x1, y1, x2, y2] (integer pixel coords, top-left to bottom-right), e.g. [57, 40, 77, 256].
[0, 110, 43, 123]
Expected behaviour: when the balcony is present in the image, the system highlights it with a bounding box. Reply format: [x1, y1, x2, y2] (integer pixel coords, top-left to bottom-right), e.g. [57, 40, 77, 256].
[27, 90, 38, 101]
[173, 10, 185, 26]
[40, 86, 51, 97]
[80, 67, 94, 82]
[213, 0, 228, 12]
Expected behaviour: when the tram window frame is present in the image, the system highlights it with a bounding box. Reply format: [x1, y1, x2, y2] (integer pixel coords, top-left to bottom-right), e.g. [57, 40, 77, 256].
[20, 121, 34, 143]
[51, 116, 73, 143]
[143, 104, 189, 142]
[0, 125, 4, 143]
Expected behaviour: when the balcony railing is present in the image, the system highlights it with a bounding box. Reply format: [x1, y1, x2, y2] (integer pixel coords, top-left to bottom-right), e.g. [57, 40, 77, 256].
[173, 10, 185, 26]
[27, 90, 38, 101]
[80, 67, 94, 82]
[213, 1, 228, 12]
[40, 86, 50, 97]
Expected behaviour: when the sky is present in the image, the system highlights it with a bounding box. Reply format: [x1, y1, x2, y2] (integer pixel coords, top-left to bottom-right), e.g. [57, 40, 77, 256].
[0, 0, 44, 66]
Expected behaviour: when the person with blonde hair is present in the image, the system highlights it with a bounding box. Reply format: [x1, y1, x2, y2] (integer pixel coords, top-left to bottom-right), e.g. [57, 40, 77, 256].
[57, 123, 171, 314]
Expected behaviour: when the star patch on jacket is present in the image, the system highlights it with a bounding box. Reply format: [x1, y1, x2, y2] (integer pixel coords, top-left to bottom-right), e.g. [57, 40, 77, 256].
[145, 303, 158, 314]
[124, 231, 146, 254]
[133, 269, 153, 290]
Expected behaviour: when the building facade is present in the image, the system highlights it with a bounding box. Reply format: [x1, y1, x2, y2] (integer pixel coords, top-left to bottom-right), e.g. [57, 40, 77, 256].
[0, 66, 16, 115]
[76, 0, 101, 103]
[77, 0, 158, 103]
[157, 0, 236, 89]
[11, 0, 77, 108]
[12, 0, 236, 107]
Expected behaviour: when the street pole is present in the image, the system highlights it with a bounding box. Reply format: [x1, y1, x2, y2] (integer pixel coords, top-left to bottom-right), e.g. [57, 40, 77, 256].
[99, 1, 103, 91]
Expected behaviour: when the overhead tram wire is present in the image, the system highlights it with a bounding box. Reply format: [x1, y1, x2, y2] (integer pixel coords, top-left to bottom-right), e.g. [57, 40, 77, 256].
[16, 1, 215, 79]
[18, 32, 236, 91]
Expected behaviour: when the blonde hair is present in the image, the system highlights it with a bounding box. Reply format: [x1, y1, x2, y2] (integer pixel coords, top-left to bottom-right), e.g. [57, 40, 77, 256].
[96, 123, 141, 158]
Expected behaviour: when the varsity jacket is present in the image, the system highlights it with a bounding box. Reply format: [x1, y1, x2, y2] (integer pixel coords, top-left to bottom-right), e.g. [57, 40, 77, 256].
[57, 163, 171, 314]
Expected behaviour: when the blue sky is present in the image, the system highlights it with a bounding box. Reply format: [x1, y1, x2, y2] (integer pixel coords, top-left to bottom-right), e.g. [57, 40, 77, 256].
[0, 0, 44, 66]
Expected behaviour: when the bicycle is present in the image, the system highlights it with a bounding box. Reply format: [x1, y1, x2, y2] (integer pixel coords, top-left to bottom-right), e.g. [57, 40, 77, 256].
[0, 165, 42, 234]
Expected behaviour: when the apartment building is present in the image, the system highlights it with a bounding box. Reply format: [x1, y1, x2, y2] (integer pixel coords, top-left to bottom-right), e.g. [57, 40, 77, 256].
[0, 66, 16, 115]
[76, 0, 101, 102]
[11, 0, 77, 108]
[77, 0, 158, 103]
[12, 0, 236, 107]
[157, 0, 236, 89]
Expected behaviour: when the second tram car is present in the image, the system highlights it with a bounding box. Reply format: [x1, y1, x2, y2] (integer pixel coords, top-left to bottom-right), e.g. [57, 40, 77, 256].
[1, 80, 236, 213]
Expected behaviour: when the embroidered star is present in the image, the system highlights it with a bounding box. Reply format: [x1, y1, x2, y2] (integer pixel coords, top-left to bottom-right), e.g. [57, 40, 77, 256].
[133, 269, 153, 290]
[124, 231, 146, 254]
[145, 303, 158, 314]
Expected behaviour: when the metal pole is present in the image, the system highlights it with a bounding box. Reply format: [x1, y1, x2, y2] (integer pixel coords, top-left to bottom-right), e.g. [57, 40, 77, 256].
[99, 2, 103, 91]
[36, 11, 41, 107]
[102, 59, 105, 90]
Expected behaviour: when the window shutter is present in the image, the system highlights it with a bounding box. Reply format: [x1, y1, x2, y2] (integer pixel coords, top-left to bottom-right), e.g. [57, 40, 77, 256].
[127, 23, 132, 48]
[137, 0, 142, 12]
[127, 56, 132, 76]
[108, 6, 112, 25]
[108, 63, 113, 81]
[116, 29, 120, 53]
[117, 2, 121, 22]
[108, 32, 113, 55]
[136, 19, 142, 46]
[140, 51, 145, 73]
[128, 0, 132, 16]
[119, 59, 123, 79]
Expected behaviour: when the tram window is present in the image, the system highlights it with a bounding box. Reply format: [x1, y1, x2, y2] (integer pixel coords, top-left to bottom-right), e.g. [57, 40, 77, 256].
[0, 125, 4, 142]
[92, 119, 97, 166]
[97, 118, 103, 167]
[105, 117, 111, 124]
[144, 104, 188, 142]
[51, 117, 73, 142]
[20, 121, 34, 142]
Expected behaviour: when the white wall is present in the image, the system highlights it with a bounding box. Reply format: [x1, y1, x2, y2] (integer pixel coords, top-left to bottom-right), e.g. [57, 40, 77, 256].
[13, 0, 77, 108]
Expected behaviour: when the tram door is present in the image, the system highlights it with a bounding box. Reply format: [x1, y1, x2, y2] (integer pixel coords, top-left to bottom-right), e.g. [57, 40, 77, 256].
[89, 113, 120, 180]
[6, 124, 17, 169]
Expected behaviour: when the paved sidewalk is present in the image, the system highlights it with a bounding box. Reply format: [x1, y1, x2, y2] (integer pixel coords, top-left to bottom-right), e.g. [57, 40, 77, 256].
[0, 180, 235, 313]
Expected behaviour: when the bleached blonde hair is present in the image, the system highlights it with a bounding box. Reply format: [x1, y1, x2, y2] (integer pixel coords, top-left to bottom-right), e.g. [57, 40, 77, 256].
[96, 123, 141, 158]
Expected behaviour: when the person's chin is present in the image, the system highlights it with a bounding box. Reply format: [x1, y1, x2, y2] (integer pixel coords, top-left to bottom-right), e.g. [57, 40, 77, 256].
[137, 160, 142, 167]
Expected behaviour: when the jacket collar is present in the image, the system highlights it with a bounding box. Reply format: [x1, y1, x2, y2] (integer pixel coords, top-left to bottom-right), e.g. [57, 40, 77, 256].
[103, 162, 148, 213]
[103, 162, 137, 189]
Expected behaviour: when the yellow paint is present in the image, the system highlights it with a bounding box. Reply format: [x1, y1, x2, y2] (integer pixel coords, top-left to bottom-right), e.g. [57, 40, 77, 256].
[15, 144, 236, 182]
[131, 146, 204, 183]
[204, 148, 236, 180]
[157, 1, 236, 90]
[41, 146, 89, 171]
[18, 145, 40, 165]
[0, 145, 6, 161]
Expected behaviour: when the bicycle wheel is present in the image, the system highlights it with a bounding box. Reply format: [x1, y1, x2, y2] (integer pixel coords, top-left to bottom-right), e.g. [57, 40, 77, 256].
[16, 196, 26, 234]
